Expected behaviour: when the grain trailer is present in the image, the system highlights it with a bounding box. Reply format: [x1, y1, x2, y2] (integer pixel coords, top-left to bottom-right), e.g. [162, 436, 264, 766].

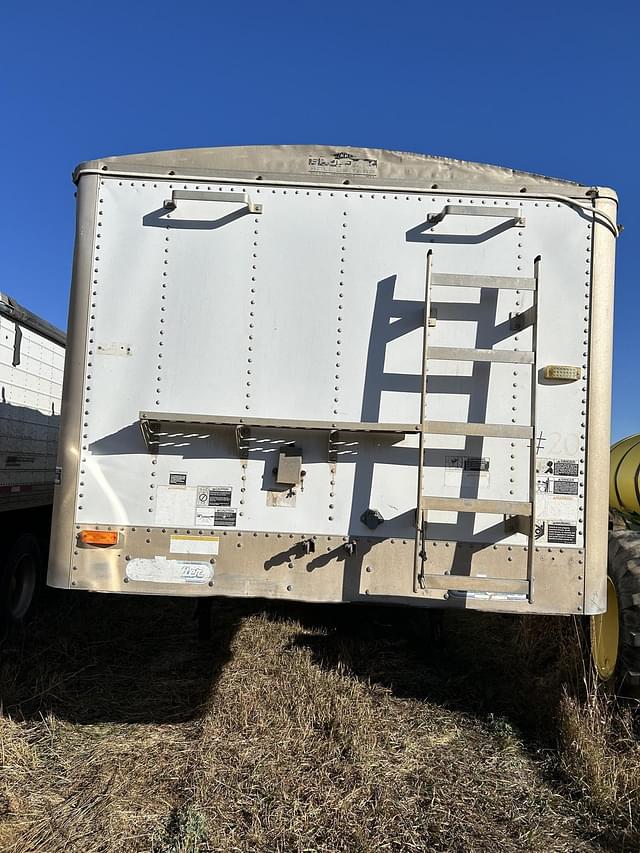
[48, 145, 618, 618]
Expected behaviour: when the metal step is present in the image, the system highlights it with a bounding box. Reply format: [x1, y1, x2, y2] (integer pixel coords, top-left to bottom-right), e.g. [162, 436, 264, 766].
[422, 496, 533, 516]
[431, 273, 536, 291]
[428, 346, 534, 365]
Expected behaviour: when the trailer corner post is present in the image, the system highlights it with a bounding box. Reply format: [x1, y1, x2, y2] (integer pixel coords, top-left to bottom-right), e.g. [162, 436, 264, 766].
[584, 194, 618, 615]
[48, 174, 99, 589]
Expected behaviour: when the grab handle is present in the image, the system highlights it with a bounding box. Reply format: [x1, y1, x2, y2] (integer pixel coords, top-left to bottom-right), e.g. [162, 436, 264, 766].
[163, 190, 263, 214]
[427, 205, 524, 227]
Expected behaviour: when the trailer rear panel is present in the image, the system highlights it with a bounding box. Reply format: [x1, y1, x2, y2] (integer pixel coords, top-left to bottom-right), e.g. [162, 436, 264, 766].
[48, 146, 617, 614]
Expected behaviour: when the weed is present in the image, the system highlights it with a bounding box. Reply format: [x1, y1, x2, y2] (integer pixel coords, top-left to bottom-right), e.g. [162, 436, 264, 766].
[151, 805, 209, 853]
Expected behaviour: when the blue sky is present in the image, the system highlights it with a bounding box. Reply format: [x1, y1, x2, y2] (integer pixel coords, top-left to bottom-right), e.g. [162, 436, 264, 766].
[2, 2, 637, 440]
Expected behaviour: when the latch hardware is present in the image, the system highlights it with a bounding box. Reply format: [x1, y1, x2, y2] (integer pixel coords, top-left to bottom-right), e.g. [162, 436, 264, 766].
[276, 446, 303, 486]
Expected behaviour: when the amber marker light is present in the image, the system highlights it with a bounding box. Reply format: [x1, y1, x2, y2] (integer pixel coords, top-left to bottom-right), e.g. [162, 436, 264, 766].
[78, 530, 119, 546]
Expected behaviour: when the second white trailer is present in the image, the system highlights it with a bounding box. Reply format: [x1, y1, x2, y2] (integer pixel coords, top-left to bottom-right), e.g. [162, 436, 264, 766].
[0, 294, 65, 630]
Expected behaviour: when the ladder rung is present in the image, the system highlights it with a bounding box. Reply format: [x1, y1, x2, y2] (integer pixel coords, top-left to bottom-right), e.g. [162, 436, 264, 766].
[423, 420, 533, 439]
[431, 273, 536, 291]
[428, 346, 534, 365]
[422, 496, 533, 516]
[422, 575, 529, 594]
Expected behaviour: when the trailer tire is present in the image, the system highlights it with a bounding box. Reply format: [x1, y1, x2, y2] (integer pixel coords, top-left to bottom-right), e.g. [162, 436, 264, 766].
[0, 533, 41, 638]
[591, 529, 640, 694]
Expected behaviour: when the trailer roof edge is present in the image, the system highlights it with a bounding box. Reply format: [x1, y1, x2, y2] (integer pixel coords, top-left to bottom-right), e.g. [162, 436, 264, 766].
[0, 294, 66, 347]
[72, 144, 604, 198]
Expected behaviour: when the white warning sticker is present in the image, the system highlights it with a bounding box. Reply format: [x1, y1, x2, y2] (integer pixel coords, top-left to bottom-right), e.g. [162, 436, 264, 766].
[156, 486, 197, 527]
[170, 535, 219, 555]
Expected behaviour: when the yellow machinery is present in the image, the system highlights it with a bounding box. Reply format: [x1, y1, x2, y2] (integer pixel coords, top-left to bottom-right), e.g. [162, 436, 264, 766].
[591, 435, 640, 688]
[610, 434, 640, 520]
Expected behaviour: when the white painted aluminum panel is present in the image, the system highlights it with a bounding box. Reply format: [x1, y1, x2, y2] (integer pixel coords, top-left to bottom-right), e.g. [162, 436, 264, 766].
[79, 179, 590, 550]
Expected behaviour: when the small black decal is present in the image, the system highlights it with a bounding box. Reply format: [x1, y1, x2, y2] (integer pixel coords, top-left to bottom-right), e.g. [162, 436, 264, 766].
[208, 488, 232, 507]
[465, 457, 489, 472]
[554, 460, 579, 477]
[547, 523, 577, 545]
[445, 455, 489, 472]
[169, 473, 187, 486]
[553, 479, 579, 495]
[5, 454, 34, 468]
[214, 509, 237, 527]
[197, 486, 233, 507]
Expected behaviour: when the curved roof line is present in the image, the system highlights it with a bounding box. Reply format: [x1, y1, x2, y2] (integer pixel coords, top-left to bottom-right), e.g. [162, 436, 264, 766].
[74, 144, 608, 198]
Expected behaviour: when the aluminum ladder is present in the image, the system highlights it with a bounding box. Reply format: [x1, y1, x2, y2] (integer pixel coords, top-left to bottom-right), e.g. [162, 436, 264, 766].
[414, 252, 540, 600]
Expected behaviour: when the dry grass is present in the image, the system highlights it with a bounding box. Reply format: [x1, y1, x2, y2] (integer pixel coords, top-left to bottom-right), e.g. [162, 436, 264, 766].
[558, 690, 640, 842]
[0, 591, 638, 852]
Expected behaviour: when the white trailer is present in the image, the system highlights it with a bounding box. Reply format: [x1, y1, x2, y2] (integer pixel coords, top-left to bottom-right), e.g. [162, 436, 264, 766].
[48, 146, 618, 616]
[0, 294, 65, 631]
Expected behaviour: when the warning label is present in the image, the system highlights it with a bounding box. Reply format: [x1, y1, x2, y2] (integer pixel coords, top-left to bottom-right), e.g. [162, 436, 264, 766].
[547, 523, 577, 545]
[554, 460, 579, 477]
[194, 487, 237, 528]
[197, 486, 232, 507]
[538, 458, 580, 478]
[195, 506, 238, 528]
[213, 509, 237, 527]
[169, 472, 187, 486]
[553, 479, 579, 496]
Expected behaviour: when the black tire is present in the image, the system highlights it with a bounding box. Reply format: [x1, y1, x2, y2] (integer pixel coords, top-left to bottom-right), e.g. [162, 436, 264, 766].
[603, 529, 640, 693]
[0, 532, 42, 639]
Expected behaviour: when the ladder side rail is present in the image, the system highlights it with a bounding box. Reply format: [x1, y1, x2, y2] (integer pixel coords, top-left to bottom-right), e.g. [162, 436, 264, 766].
[527, 258, 541, 603]
[414, 251, 433, 592]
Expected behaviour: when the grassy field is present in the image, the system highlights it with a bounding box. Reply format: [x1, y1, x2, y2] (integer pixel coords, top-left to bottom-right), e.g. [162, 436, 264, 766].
[0, 591, 639, 852]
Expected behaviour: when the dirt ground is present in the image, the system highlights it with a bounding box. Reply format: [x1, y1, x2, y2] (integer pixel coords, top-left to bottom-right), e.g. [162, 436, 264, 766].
[0, 591, 639, 852]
